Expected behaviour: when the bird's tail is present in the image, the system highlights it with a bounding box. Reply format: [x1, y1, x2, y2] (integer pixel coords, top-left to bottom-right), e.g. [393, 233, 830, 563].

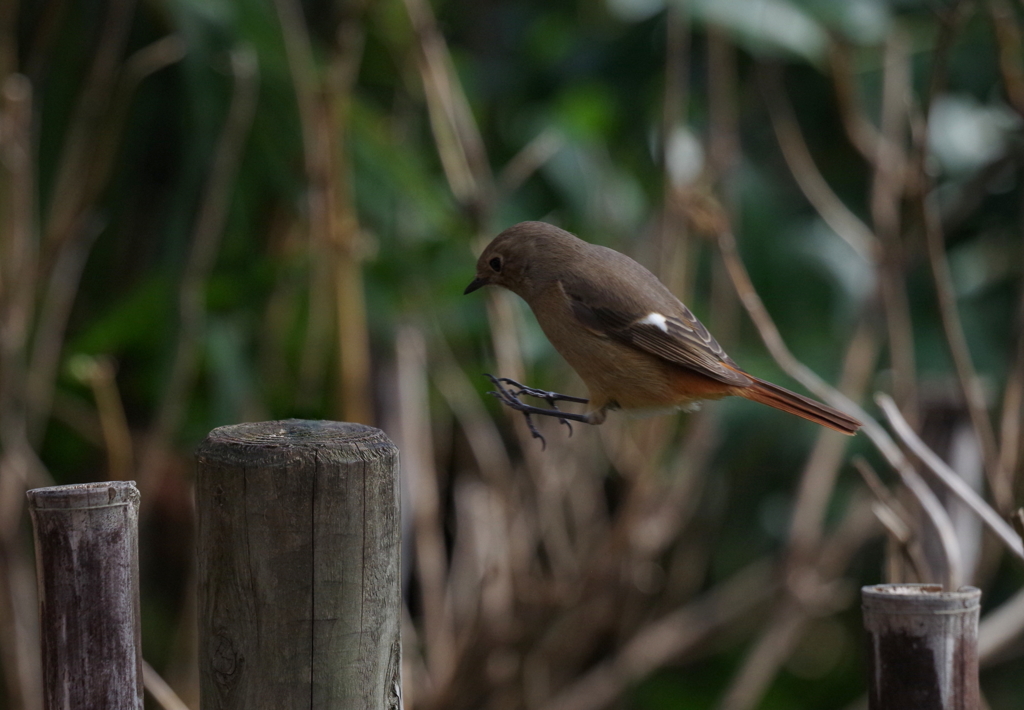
[738, 376, 862, 435]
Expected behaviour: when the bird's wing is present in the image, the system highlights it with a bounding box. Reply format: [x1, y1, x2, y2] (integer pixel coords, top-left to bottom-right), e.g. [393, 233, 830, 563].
[563, 277, 751, 388]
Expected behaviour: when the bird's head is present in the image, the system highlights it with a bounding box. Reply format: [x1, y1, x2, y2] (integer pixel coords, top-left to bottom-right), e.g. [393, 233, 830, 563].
[464, 221, 582, 300]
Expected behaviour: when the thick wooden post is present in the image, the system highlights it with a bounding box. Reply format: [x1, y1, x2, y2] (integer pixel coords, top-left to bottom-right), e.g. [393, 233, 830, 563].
[862, 583, 980, 710]
[26, 480, 143, 710]
[196, 420, 401, 710]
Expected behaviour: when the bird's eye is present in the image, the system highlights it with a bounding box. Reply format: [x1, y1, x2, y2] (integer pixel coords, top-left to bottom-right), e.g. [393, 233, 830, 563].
[489, 256, 502, 272]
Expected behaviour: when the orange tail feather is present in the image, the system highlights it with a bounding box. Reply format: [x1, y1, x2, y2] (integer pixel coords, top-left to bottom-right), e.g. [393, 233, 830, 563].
[737, 377, 861, 435]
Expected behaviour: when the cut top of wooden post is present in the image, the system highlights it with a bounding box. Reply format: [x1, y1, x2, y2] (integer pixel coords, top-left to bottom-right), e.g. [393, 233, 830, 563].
[27, 479, 140, 511]
[862, 584, 981, 625]
[196, 419, 395, 466]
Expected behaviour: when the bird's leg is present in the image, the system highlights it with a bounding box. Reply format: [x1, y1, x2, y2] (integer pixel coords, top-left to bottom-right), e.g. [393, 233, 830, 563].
[484, 374, 592, 447]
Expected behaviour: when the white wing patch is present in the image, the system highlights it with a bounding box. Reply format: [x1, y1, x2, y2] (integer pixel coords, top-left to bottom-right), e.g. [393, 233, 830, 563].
[637, 312, 670, 333]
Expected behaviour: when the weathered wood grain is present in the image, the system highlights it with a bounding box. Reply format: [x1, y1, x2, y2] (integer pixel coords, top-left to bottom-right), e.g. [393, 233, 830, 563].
[862, 584, 980, 710]
[26, 480, 143, 710]
[195, 419, 401, 710]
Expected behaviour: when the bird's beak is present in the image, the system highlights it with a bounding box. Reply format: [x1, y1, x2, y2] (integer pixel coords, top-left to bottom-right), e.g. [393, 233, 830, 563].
[464, 276, 489, 294]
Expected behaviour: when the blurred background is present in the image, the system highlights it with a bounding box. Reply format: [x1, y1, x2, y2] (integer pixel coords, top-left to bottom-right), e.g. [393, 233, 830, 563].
[1, 0, 1024, 707]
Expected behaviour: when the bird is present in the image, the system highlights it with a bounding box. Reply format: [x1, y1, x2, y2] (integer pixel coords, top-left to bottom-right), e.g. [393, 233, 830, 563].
[464, 221, 861, 443]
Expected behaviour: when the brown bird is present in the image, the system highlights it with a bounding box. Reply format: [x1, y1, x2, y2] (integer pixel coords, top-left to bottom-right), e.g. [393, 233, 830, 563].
[464, 221, 861, 443]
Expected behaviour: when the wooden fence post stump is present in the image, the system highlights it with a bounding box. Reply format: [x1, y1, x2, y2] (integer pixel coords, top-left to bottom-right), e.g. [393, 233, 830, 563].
[195, 419, 401, 710]
[26, 480, 143, 710]
[862, 583, 981, 710]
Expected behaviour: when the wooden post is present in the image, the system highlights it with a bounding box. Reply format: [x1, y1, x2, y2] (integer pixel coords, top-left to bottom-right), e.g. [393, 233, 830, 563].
[195, 420, 401, 710]
[26, 480, 143, 710]
[862, 583, 980, 710]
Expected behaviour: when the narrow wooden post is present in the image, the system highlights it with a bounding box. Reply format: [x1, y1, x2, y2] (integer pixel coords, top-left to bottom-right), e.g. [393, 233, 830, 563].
[862, 583, 980, 710]
[26, 480, 143, 710]
[196, 420, 401, 710]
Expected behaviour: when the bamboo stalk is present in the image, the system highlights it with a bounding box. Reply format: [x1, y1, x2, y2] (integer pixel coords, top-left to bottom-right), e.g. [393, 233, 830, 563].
[27, 481, 143, 710]
[862, 584, 980, 710]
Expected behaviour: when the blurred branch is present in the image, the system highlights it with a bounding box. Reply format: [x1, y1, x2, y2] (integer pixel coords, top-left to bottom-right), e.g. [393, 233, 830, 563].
[786, 314, 879, 562]
[273, 0, 319, 152]
[0, 0, 16, 81]
[827, 34, 927, 424]
[429, 332, 515, 485]
[483, 289, 527, 399]
[144, 48, 259, 490]
[712, 228, 904, 468]
[891, 459, 963, 590]
[872, 32, 918, 420]
[989, 0, 1024, 116]
[327, 9, 373, 426]
[827, 43, 882, 163]
[401, 0, 555, 473]
[873, 500, 923, 582]
[693, 26, 740, 329]
[496, 128, 563, 198]
[274, 0, 335, 412]
[68, 355, 133, 482]
[909, 3, 1007, 507]
[446, 477, 515, 645]
[276, 0, 373, 423]
[714, 229, 861, 421]
[917, 31, 1007, 514]
[713, 228, 962, 587]
[854, 457, 933, 582]
[402, 606, 432, 708]
[0, 72, 44, 710]
[717, 488, 880, 710]
[0, 543, 42, 710]
[939, 152, 1020, 235]
[759, 64, 878, 262]
[84, 34, 186, 204]
[124, 35, 186, 81]
[537, 559, 776, 710]
[828, 33, 921, 422]
[0, 73, 34, 319]
[49, 392, 105, 445]
[657, 6, 693, 296]
[42, 0, 137, 260]
[143, 660, 192, 710]
[920, 0, 974, 116]
[876, 394, 1024, 563]
[717, 603, 807, 710]
[396, 326, 456, 693]
[621, 410, 718, 564]
[25, 36, 183, 445]
[998, 290, 1024, 490]
[661, 4, 690, 167]
[706, 24, 737, 182]
[24, 217, 102, 444]
[980, 584, 1024, 663]
[519, 432, 583, 585]
[921, 193, 1011, 510]
[0, 73, 36, 490]
[402, 0, 494, 215]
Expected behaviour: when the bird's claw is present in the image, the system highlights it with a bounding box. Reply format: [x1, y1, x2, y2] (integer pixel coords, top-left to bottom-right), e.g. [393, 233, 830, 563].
[485, 374, 589, 447]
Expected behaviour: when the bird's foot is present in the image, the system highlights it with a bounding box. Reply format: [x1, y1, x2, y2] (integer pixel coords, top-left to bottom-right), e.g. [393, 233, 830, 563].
[484, 374, 591, 448]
